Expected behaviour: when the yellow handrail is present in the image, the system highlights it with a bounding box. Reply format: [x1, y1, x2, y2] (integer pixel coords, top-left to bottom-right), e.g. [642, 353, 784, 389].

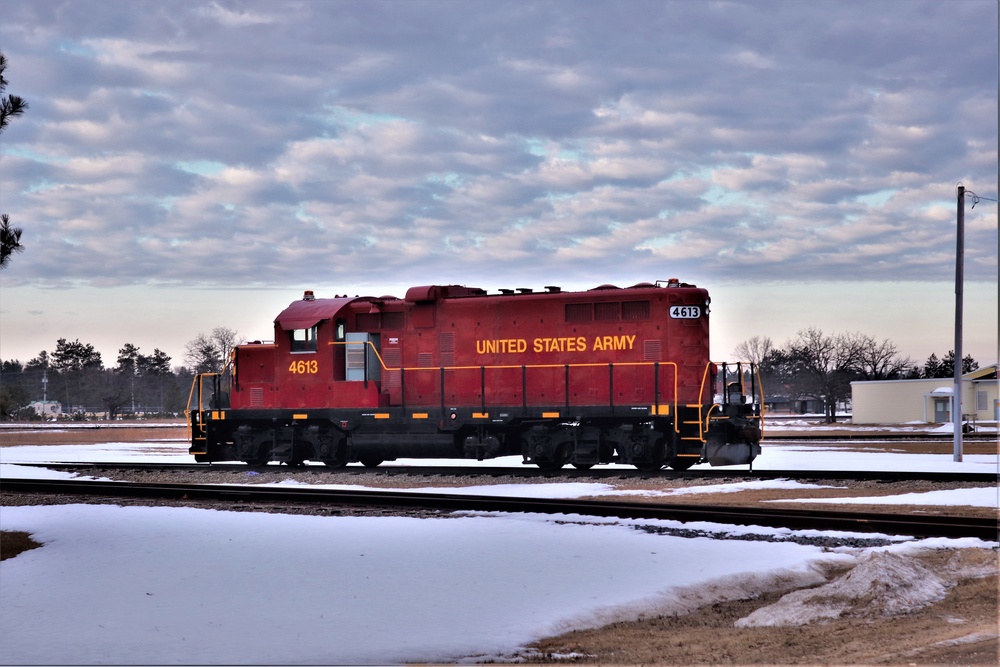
[331, 340, 683, 416]
[184, 372, 220, 441]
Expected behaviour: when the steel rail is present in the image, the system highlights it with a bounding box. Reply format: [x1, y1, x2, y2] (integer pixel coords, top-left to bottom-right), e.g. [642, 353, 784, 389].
[10, 461, 999, 484]
[2, 478, 996, 541]
[762, 433, 997, 441]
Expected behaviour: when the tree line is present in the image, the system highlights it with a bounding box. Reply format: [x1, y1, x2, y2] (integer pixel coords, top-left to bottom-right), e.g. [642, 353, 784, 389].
[734, 329, 979, 422]
[0, 328, 242, 421]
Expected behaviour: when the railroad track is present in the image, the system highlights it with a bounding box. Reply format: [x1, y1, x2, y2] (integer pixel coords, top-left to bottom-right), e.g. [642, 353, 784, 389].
[11, 461, 998, 484]
[2, 477, 996, 541]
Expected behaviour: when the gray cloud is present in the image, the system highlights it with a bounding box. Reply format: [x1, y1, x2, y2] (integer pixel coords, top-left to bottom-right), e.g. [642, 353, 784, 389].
[0, 0, 996, 297]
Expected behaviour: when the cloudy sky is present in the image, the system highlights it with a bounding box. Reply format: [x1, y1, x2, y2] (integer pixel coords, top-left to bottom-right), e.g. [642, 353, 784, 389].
[1, 0, 997, 371]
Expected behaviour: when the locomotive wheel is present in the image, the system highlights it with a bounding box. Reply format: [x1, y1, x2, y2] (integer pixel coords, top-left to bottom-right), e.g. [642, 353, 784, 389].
[572, 463, 594, 470]
[243, 452, 270, 467]
[238, 432, 271, 467]
[633, 440, 665, 471]
[535, 443, 570, 470]
[359, 457, 384, 468]
[319, 436, 347, 469]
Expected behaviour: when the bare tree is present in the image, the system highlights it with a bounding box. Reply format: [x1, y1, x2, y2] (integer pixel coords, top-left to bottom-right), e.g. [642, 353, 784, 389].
[786, 328, 864, 423]
[732, 336, 774, 366]
[210, 327, 243, 368]
[185, 327, 244, 373]
[853, 334, 912, 380]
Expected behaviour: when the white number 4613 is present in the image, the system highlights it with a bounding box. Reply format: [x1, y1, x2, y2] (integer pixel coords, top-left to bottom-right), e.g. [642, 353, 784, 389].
[669, 305, 701, 318]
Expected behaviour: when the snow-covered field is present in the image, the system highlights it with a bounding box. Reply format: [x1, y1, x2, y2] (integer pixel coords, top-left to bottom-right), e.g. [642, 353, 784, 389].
[0, 426, 997, 665]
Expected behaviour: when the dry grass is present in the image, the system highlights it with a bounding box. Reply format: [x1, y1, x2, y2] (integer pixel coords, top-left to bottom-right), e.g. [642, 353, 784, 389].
[0, 423, 187, 447]
[1, 531, 41, 561]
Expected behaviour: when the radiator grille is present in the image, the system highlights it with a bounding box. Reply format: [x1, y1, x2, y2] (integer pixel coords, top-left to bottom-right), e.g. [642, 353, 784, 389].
[249, 387, 264, 408]
[439, 332, 455, 367]
[622, 300, 651, 320]
[382, 348, 401, 388]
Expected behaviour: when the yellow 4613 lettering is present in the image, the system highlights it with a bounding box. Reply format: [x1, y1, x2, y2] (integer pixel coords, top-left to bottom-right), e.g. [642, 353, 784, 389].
[289, 359, 319, 374]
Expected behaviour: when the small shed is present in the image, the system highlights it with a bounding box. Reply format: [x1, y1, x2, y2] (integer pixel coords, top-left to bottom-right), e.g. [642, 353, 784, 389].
[29, 400, 63, 418]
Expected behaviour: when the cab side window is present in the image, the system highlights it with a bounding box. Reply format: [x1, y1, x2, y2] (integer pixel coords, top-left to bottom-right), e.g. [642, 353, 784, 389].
[291, 326, 318, 352]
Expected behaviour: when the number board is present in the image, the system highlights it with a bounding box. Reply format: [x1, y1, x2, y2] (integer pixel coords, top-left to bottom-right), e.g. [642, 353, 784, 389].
[669, 305, 702, 319]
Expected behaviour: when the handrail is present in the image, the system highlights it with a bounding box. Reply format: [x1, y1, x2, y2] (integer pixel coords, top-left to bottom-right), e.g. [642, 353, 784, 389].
[185, 372, 221, 441]
[333, 339, 676, 375]
[702, 402, 723, 434]
[754, 365, 767, 438]
[332, 340, 681, 417]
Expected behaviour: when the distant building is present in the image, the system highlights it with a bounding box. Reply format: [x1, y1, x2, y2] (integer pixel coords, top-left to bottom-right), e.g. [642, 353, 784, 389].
[851, 364, 999, 424]
[763, 395, 825, 415]
[29, 400, 62, 418]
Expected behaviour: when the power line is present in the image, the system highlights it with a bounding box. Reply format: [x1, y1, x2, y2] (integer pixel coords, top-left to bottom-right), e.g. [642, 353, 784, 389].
[960, 189, 998, 208]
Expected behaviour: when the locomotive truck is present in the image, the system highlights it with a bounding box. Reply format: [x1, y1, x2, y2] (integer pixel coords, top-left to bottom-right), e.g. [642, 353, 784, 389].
[186, 279, 763, 470]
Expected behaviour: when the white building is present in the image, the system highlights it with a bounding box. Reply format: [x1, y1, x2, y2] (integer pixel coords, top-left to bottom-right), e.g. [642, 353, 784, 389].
[29, 400, 63, 418]
[851, 365, 999, 424]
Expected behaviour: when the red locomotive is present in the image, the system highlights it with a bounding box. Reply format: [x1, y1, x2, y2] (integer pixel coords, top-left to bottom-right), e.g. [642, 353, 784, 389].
[187, 279, 762, 470]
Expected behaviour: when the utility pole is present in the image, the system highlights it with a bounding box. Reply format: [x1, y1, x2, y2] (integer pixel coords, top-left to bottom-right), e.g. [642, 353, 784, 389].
[953, 185, 964, 462]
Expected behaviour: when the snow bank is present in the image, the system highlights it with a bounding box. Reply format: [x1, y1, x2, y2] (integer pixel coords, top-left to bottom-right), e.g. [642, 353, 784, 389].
[735, 551, 946, 626]
[735, 547, 999, 628]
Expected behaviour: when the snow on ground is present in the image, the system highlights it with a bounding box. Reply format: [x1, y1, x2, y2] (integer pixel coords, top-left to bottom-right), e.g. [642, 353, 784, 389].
[1, 427, 997, 665]
[762, 417, 999, 434]
[1, 503, 993, 665]
[0, 504, 853, 665]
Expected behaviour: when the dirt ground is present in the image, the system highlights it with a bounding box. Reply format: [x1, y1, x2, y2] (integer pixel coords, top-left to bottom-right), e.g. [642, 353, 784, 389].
[523, 548, 998, 665]
[1, 421, 998, 665]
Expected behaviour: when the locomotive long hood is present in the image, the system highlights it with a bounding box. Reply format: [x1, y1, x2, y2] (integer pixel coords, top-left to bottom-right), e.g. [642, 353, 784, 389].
[274, 296, 361, 331]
